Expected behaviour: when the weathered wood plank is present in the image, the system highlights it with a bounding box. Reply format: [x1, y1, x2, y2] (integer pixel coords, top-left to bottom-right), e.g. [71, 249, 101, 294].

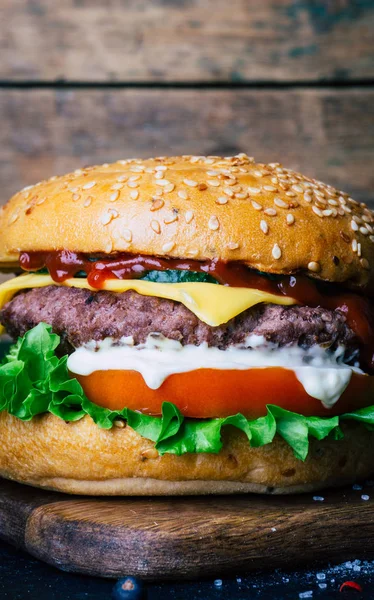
[0, 0, 373, 82]
[0, 88, 373, 206]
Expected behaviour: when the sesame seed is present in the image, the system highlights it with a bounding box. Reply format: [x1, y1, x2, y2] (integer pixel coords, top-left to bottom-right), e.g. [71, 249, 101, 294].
[162, 241, 175, 253]
[130, 190, 139, 200]
[251, 200, 263, 211]
[83, 197, 92, 207]
[111, 183, 124, 191]
[227, 241, 240, 250]
[184, 178, 198, 187]
[164, 183, 175, 193]
[122, 229, 132, 242]
[117, 175, 127, 182]
[8, 211, 19, 225]
[308, 261, 320, 273]
[151, 220, 161, 234]
[254, 170, 263, 177]
[286, 213, 295, 225]
[285, 191, 296, 197]
[248, 187, 261, 195]
[207, 180, 220, 187]
[105, 241, 113, 253]
[361, 258, 370, 270]
[185, 210, 194, 224]
[235, 192, 248, 199]
[358, 242, 362, 257]
[72, 193, 80, 201]
[312, 206, 324, 218]
[263, 185, 277, 192]
[82, 181, 96, 190]
[216, 196, 228, 205]
[208, 216, 220, 231]
[322, 209, 333, 216]
[352, 239, 358, 253]
[100, 212, 112, 225]
[155, 179, 171, 187]
[164, 213, 178, 224]
[155, 165, 167, 171]
[351, 220, 359, 231]
[207, 170, 219, 177]
[69, 187, 79, 193]
[150, 198, 164, 211]
[223, 188, 234, 197]
[274, 197, 288, 209]
[129, 175, 140, 182]
[360, 226, 369, 236]
[127, 181, 139, 188]
[178, 190, 188, 200]
[292, 184, 303, 193]
[304, 193, 313, 203]
[110, 190, 120, 202]
[198, 183, 208, 191]
[155, 171, 164, 180]
[264, 208, 277, 217]
[272, 244, 282, 260]
[328, 199, 338, 206]
[36, 197, 46, 205]
[260, 220, 269, 234]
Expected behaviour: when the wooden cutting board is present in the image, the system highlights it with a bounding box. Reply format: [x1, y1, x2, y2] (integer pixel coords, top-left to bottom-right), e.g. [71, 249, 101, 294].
[1, 478, 374, 580]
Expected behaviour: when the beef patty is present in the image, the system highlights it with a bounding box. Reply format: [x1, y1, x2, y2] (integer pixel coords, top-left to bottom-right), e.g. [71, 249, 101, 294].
[0, 286, 359, 361]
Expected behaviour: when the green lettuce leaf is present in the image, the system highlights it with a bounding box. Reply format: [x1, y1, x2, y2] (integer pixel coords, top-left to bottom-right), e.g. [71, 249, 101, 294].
[1, 323, 374, 461]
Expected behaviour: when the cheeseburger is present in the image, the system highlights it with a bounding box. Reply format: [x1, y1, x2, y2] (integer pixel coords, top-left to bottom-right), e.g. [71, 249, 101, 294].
[0, 154, 373, 495]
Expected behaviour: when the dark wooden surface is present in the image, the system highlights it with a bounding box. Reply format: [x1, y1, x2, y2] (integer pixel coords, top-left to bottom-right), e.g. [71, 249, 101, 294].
[1, 0, 374, 82]
[1, 477, 374, 580]
[1, 87, 374, 205]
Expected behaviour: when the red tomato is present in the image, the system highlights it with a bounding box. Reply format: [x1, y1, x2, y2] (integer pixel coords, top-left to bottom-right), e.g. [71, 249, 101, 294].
[74, 367, 374, 419]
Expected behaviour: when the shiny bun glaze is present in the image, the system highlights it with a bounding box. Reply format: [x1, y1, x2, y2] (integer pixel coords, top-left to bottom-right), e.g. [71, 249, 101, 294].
[0, 154, 373, 290]
[0, 412, 373, 495]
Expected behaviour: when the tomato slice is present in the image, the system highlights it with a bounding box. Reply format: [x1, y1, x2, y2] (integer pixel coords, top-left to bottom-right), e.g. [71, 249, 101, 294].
[74, 367, 374, 419]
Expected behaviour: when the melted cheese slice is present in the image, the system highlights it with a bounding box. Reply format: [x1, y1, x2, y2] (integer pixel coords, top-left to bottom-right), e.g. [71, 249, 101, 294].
[0, 273, 297, 335]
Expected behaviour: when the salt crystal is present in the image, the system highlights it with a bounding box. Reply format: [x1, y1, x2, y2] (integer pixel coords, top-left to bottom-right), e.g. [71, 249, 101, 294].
[361, 494, 370, 501]
[313, 496, 324, 502]
[318, 583, 327, 589]
[299, 592, 313, 599]
[271, 527, 277, 532]
[316, 573, 326, 580]
[236, 578, 242, 583]
[214, 579, 222, 587]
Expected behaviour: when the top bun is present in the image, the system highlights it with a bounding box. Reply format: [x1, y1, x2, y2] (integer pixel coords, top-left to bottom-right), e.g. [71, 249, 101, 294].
[0, 154, 373, 289]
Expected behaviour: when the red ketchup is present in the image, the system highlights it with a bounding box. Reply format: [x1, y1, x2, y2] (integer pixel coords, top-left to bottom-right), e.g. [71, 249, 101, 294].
[19, 251, 374, 373]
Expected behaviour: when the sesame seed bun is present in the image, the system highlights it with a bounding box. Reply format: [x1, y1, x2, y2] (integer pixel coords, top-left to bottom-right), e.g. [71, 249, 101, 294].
[0, 412, 372, 495]
[0, 154, 373, 289]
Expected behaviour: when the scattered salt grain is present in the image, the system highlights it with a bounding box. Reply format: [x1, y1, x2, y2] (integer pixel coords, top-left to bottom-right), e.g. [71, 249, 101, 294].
[236, 578, 242, 584]
[271, 527, 277, 532]
[214, 579, 222, 588]
[353, 484, 363, 490]
[318, 583, 327, 589]
[299, 592, 313, 599]
[313, 496, 324, 502]
[361, 494, 370, 501]
[316, 573, 326, 581]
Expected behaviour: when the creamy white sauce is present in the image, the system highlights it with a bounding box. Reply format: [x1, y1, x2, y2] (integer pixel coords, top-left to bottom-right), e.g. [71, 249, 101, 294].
[67, 334, 362, 409]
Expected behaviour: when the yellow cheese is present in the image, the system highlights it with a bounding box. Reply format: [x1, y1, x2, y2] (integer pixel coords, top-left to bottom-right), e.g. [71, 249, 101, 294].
[0, 273, 297, 335]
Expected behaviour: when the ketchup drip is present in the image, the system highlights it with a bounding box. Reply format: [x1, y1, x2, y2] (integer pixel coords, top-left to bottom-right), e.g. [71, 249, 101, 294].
[19, 250, 374, 373]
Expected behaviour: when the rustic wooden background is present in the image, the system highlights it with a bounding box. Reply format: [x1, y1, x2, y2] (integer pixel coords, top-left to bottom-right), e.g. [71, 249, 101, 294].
[0, 0, 373, 207]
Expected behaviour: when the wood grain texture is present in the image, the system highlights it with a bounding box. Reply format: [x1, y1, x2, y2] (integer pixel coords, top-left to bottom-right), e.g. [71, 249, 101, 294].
[1, 478, 374, 579]
[0, 88, 373, 206]
[0, 1, 373, 82]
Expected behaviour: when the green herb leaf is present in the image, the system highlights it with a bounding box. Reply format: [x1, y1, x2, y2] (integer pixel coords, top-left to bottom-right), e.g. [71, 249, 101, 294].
[0, 323, 373, 461]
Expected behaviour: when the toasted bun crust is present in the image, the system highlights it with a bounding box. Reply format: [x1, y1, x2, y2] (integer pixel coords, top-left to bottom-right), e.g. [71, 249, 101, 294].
[0, 412, 372, 495]
[0, 155, 373, 289]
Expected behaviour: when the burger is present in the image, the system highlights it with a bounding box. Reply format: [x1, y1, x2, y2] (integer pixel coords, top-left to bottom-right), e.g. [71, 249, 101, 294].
[0, 154, 373, 496]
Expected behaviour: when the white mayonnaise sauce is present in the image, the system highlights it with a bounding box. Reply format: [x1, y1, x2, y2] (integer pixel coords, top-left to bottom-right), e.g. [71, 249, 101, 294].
[67, 334, 362, 409]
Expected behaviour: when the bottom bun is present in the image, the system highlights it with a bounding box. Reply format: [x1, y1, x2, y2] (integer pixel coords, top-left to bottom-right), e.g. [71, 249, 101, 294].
[0, 412, 373, 495]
